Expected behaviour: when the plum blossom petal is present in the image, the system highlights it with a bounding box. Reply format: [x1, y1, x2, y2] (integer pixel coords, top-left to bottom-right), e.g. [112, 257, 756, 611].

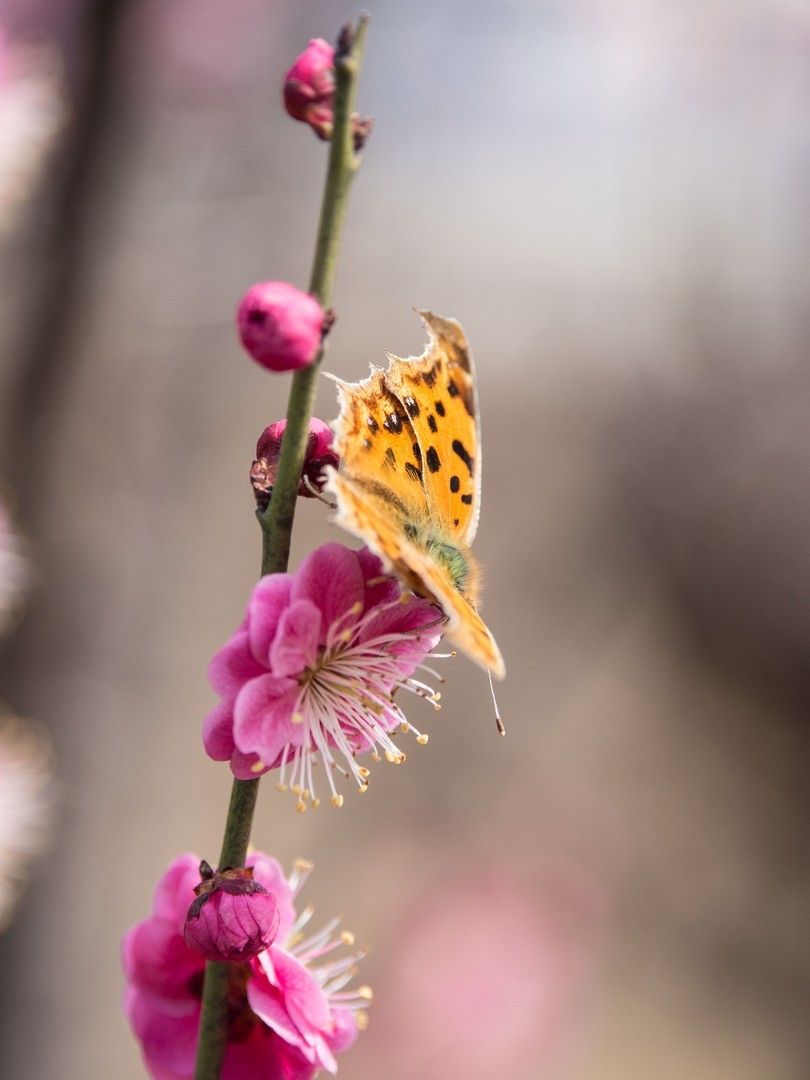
[201, 703, 236, 762]
[291, 543, 365, 633]
[233, 673, 302, 763]
[246, 573, 293, 663]
[270, 599, 322, 677]
[207, 628, 264, 699]
[251, 947, 331, 1041]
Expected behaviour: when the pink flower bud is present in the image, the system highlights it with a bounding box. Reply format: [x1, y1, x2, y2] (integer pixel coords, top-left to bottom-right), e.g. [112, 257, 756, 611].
[251, 417, 339, 507]
[183, 862, 279, 963]
[283, 38, 336, 140]
[237, 281, 324, 373]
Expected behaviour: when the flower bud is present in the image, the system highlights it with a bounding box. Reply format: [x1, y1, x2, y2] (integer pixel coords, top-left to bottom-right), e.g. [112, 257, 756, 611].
[237, 281, 324, 373]
[251, 417, 339, 507]
[283, 38, 336, 140]
[183, 862, 280, 962]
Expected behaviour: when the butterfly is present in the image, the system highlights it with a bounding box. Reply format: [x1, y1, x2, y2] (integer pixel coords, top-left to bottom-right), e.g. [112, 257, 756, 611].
[324, 310, 505, 679]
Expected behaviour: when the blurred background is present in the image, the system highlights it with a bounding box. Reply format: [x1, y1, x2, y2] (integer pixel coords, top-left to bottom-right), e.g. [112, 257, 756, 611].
[0, 0, 808, 1077]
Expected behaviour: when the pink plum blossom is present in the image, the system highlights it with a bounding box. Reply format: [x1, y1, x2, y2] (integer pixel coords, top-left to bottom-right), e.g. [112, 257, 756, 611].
[357, 861, 605, 1080]
[203, 543, 443, 809]
[123, 853, 370, 1080]
[237, 281, 324, 373]
[251, 418, 339, 507]
[184, 862, 280, 962]
[283, 38, 335, 140]
[0, 27, 63, 235]
[0, 494, 27, 633]
[0, 713, 52, 930]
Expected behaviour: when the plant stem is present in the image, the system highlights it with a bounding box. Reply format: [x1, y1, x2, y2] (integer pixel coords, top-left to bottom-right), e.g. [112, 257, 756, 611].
[260, 12, 369, 578]
[193, 16, 370, 1080]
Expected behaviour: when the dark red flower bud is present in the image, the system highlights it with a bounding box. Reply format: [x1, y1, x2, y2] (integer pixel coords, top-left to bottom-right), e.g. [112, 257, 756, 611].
[183, 862, 279, 963]
[251, 418, 339, 509]
[237, 281, 324, 373]
[283, 38, 336, 140]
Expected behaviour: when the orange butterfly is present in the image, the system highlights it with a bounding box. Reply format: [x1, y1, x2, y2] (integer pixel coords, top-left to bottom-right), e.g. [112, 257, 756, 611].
[325, 311, 505, 679]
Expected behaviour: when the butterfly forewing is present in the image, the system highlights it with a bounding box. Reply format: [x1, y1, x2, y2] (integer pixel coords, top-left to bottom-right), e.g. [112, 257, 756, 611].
[327, 311, 505, 679]
[332, 368, 426, 521]
[383, 311, 481, 546]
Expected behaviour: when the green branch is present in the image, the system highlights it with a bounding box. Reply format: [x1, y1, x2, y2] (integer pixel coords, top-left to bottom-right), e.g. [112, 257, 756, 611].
[260, 12, 369, 578]
[193, 15, 370, 1080]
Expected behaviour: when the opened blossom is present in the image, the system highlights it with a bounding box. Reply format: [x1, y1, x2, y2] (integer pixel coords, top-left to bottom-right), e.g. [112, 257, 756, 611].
[203, 543, 444, 808]
[124, 853, 369, 1080]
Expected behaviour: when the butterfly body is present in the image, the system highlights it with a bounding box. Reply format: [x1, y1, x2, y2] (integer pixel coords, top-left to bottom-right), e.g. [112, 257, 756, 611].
[325, 311, 504, 678]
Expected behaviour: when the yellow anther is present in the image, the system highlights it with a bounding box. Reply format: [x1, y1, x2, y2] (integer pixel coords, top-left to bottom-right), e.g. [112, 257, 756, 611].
[341, 930, 356, 946]
[295, 800, 307, 813]
[357, 985, 374, 1001]
[400, 721, 410, 733]
[291, 712, 304, 725]
[311, 798, 321, 809]
[431, 692, 442, 702]
[251, 759, 266, 773]
[331, 794, 344, 808]
[292, 784, 302, 796]
[341, 629, 352, 642]
[358, 783, 369, 794]
[356, 1011, 369, 1031]
[417, 733, 429, 745]
[371, 752, 381, 762]
[384, 749, 397, 763]
[358, 766, 370, 778]
[350, 600, 363, 616]
[276, 782, 289, 792]
[293, 858, 314, 872]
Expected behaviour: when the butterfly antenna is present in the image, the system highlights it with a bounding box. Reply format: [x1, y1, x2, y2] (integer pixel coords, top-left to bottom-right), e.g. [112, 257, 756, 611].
[488, 667, 505, 736]
[302, 474, 337, 507]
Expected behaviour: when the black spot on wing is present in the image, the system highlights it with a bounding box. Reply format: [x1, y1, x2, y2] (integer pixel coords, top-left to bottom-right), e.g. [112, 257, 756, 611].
[404, 396, 420, 418]
[427, 414, 438, 433]
[426, 447, 441, 473]
[384, 447, 396, 468]
[422, 361, 440, 389]
[447, 376, 475, 418]
[450, 475, 460, 493]
[412, 442, 422, 466]
[434, 400, 446, 418]
[405, 462, 421, 482]
[367, 416, 379, 433]
[450, 343, 471, 373]
[461, 493, 473, 505]
[383, 411, 405, 434]
[452, 439, 474, 476]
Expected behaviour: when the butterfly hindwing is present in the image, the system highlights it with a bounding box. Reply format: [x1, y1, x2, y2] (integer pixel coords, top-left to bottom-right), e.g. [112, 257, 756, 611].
[326, 470, 505, 676]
